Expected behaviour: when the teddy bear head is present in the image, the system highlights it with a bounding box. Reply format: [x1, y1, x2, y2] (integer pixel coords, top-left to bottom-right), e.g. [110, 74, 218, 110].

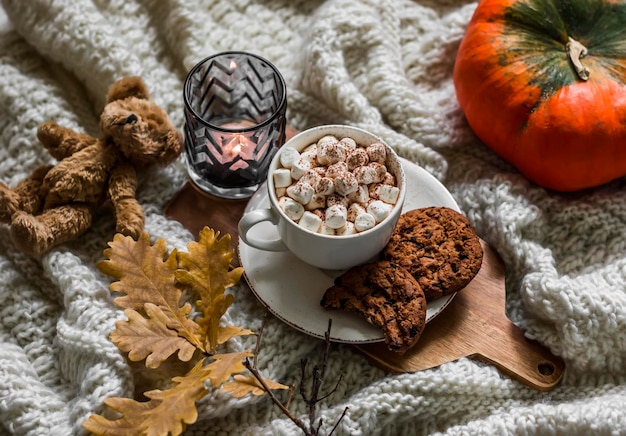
[100, 76, 183, 168]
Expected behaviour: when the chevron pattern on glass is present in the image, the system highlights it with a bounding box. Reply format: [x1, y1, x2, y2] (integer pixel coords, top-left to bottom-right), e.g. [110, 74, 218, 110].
[183, 52, 287, 199]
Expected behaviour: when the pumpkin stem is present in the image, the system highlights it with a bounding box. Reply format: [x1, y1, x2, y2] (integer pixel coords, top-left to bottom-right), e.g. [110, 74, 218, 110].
[566, 37, 589, 81]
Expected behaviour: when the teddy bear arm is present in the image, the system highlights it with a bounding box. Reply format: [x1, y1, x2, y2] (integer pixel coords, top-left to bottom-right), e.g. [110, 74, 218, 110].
[107, 163, 144, 238]
[37, 122, 98, 160]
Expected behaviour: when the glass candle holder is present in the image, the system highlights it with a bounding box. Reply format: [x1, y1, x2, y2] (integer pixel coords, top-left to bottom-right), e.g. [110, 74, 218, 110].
[183, 51, 288, 199]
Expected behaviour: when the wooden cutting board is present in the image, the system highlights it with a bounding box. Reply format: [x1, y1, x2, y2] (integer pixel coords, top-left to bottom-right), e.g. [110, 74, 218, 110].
[164, 186, 564, 392]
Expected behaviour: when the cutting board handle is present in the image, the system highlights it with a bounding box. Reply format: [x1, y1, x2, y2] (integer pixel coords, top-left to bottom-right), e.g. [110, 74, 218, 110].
[474, 323, 565, 391]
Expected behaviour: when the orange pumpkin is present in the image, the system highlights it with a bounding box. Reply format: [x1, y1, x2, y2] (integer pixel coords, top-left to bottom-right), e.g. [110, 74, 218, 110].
[453, 0, 626, 192]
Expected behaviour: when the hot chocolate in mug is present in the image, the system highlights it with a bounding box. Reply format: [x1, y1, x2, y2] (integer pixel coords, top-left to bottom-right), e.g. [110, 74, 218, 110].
[238, 125, 406, 270]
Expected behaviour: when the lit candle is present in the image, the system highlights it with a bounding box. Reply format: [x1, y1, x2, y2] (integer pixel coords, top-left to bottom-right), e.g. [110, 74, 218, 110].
[183, 51, 287, 199]
[220, 122, 258, 170]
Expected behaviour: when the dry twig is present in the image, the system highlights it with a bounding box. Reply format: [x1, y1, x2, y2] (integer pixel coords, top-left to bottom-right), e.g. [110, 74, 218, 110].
[246, 318, 348, 435]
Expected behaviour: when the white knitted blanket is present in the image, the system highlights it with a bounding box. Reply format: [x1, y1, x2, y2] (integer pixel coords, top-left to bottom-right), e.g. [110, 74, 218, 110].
[1, 0, 625, 435]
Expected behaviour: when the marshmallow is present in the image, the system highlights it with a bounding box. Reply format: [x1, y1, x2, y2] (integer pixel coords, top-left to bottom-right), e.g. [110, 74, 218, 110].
[315, 177, 335, 195]
[305, 193, 326, 210]
[339, 137, 357, 152]
[303, 143, 317, 153]
[273, 168, 293, 188]
[369, 162, 387, 182]
[347, 202, 367, 222]
[275, 187, 286, 197]
[319, 223, 336, 235]
[300, 148, 318, 164]
[300, 169, 322, 187]
[312, 166, 327, 177]
[353, 165, 379, 185]
[354, 163, 386, 185]
[317, 142, 347, 165]
[278, 196, 305, 221]
[317, 136, 339, 165]
[287, 181, 315, 205]
[383, 172, 396, 185]
[368, 183, 381, 200]
[325, 204, 347, 229]
[311, 208, 325, 220]
[279, 147, 300, 168]
[336, 221, 357, 235]
[354, 212, 376, 232]
[334, 172, 359, 196]
[291, 158, 311, 180]
[377, 184, 400, 204]
[326, 194, 350, 208]
[317, 135, 339, 147]
[367, 200, 392, 223]
[367, 142, 387, 163]
[326, 161, 348, 179]
[346, 148, 369, 171]
[347, 184, 369, 204]
[298, 211, 322, 233]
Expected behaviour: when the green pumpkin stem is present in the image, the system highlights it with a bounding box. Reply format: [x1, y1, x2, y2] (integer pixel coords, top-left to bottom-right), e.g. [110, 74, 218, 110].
[566, 37, 589, 81]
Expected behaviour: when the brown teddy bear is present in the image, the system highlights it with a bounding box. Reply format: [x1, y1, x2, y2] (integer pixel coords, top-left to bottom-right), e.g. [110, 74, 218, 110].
[0, 76, 183, 256]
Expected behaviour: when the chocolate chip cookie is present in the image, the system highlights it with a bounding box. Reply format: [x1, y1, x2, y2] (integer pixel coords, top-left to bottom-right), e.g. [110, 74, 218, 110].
[381, 207, 483, 301]
[320, 261, 426, 354]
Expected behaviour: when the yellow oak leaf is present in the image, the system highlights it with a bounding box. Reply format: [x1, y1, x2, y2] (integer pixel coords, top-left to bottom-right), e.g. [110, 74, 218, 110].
[174, 227, 244, 351]
[204, 351, 253, 388]
[111, 305, 198, 368]
[175, 227, 243, 303]
[217, 325, 255, 345]
[82, 397, 153, 436]
[98, 232, 205, 353]
[221, 374, 290, 398]
[98, 232, 178, 310]
[83, 360, 212, 436]
[197, 293, 234, 351]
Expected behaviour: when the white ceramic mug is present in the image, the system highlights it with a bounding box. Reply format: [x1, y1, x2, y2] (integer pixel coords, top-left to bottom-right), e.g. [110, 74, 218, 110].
[238, 125, 406, 270]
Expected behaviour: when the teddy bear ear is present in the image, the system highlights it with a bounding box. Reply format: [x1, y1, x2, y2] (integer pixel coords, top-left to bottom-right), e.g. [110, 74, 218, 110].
[106, 76, 151, 103]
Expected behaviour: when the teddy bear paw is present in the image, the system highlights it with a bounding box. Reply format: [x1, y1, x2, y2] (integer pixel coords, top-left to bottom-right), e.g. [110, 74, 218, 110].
[0, 183, 21, 223]
[115, 200, 145, 239]
[36, 122, 63, 146]
[10, 212, 52, 257]
[117, 218, 144, 239]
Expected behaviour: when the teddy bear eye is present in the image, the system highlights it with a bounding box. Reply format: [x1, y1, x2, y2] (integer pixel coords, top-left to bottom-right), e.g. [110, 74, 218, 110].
[124, 114, 138, 124]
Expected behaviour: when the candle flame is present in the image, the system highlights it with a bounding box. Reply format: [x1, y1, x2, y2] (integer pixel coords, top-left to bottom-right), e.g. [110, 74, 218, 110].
[222, 131, 255, 164]
[229, 60, 237, 70]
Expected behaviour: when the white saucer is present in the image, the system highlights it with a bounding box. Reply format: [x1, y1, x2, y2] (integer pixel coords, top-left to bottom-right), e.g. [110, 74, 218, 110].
[238, 158, 460, 343]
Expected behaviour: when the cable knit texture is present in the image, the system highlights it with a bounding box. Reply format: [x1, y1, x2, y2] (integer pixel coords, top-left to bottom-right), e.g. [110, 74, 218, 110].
[1, 0, 626, 435]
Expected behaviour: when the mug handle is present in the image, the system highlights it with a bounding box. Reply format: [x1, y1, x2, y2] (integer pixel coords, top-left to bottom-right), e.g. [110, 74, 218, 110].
[238, 208, 288, 252]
